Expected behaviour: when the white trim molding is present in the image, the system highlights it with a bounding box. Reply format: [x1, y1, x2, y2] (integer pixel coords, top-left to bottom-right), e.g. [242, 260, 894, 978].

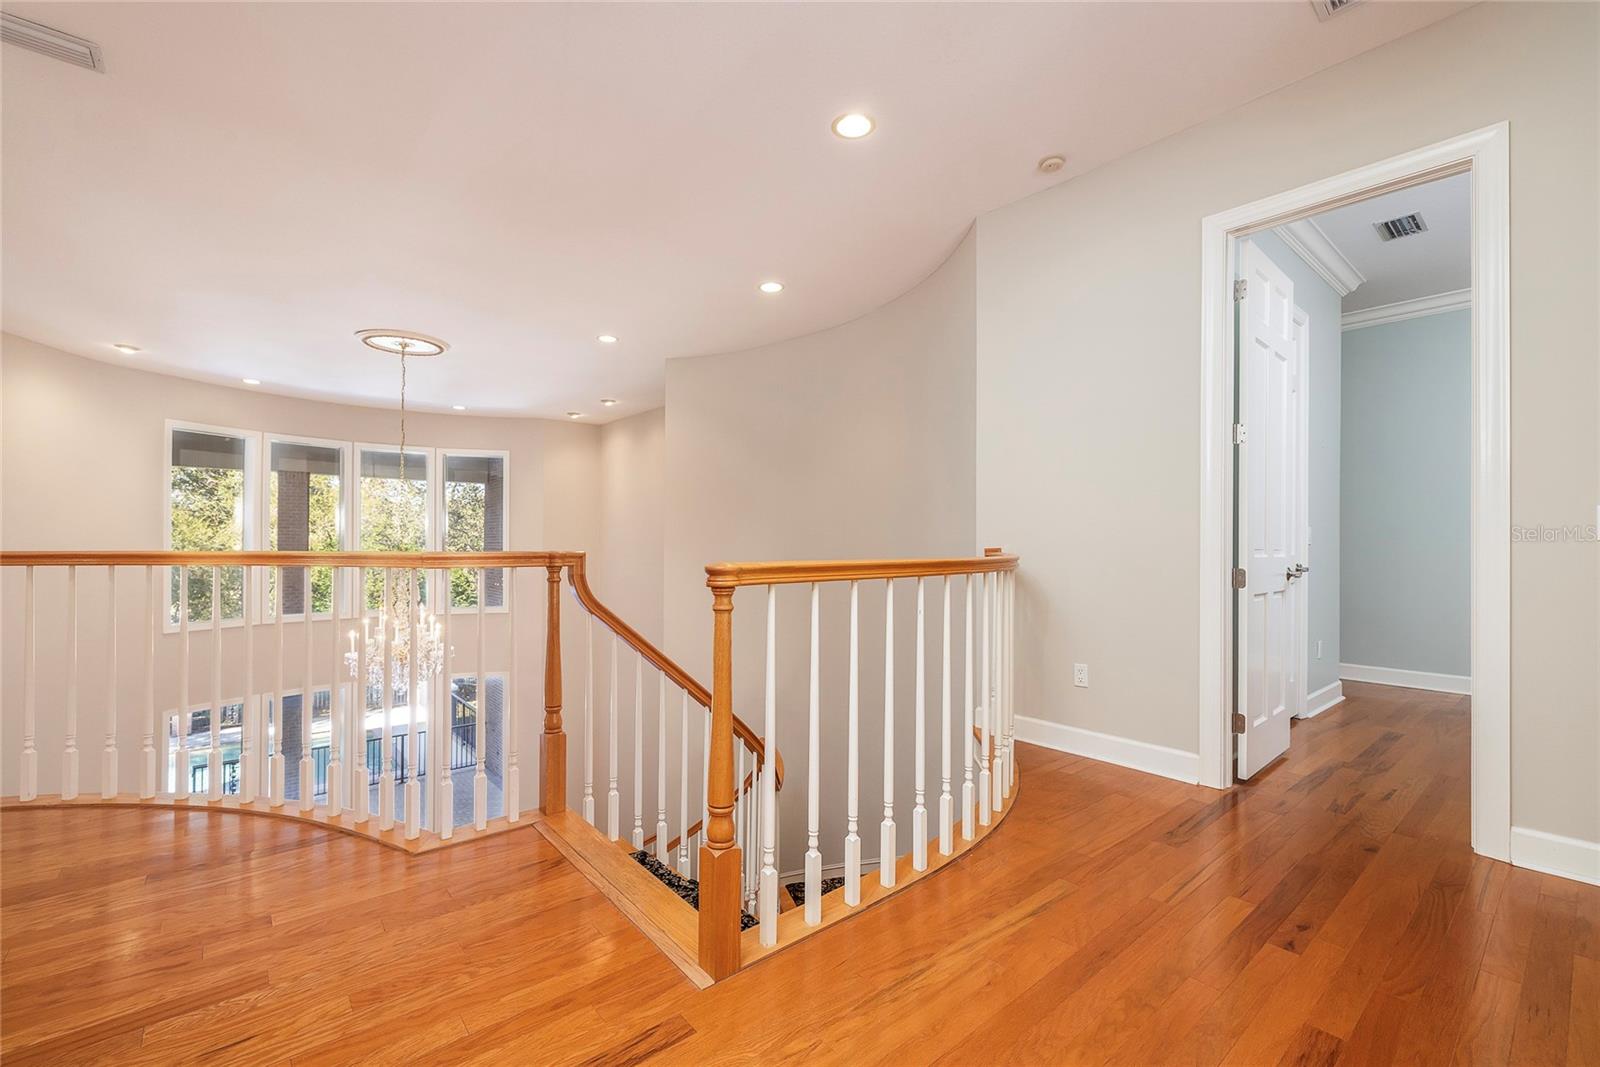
[1339, 663, 1470, 695]
[1014, 716, 1200, 785]
[1510, 826, 1600, 887]
[1199, 123, 1511, 865]
[1300, 680, 1345, 719]
[1341, 288, 1471, 330]
[1274, 217, 1366, 296]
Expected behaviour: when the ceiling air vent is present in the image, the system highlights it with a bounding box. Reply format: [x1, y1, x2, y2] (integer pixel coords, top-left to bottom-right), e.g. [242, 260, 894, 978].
[1310, 0, 1366, 20]
[1374, 212, 1429, 241]
[1, 12, 104, 72]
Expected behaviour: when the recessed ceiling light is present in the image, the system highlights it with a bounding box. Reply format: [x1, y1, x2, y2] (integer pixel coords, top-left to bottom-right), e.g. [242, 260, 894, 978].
[452, 404, 467, 411]
[567, 411, 584, 419]
[597, 334, 618, 344]
[600, 398, 618, 407]
[832, 113, 875, 140]
[759, 281, 784, 294]
[111, 343, 141, 354]
[355, 329, 448, 357]
[242, 378, 262, 386]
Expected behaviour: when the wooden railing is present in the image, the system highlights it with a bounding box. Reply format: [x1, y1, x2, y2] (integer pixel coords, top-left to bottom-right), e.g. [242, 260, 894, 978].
[696, 550, 1019, 979]
[0, 550, 775, 859]
[1, 548, 1018, 985]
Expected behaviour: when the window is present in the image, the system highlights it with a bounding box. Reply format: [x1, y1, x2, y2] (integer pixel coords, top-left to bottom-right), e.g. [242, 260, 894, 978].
[266, 437, 346, 618]
[357, 446, 432, 611]
[167, 425, 254, 626]
[442, 451, 508, 609]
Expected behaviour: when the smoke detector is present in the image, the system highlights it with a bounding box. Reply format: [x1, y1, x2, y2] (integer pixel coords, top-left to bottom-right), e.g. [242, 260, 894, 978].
[1037, 155, 1066, 175]
[1374, 212, 1429, 242]
[1310, 0, 1366, 19]
[1, 12, 103, 72]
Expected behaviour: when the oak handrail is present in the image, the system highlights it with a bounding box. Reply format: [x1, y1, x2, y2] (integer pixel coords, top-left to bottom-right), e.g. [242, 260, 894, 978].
[0, 550, 583, 568]
[567, 555, 784, 791]
[704, 553, 1020, 588]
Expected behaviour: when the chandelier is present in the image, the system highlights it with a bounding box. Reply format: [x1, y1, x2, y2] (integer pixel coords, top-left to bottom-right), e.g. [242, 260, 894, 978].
[345, 330, 451, 699]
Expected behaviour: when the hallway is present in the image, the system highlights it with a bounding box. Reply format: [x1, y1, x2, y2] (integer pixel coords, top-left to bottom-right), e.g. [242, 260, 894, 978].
[2, 683, 1594, 1065]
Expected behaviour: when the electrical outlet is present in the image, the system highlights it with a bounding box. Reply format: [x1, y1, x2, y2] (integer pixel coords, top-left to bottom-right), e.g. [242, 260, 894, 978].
[1073, 663, 1089, 688]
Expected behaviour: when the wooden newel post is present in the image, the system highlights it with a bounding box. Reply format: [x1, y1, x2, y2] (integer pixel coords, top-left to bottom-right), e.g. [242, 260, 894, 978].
[698, 581, 742, 979]
[541, 564, 567, 815]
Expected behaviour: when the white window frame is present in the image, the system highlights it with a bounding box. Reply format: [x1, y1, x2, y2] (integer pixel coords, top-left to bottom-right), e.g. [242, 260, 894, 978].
[164, 419, 261, 633]
[438, 447, 512, 614]
[259, 432, 354, 624]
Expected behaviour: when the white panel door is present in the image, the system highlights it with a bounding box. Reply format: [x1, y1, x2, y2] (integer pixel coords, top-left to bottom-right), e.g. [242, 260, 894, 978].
[1236, 243, 1303, 779]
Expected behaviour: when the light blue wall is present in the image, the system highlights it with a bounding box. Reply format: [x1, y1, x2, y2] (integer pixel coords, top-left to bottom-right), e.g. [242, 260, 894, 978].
[1340, 310, 1471, 677]
[1247, 233, 1342, 695]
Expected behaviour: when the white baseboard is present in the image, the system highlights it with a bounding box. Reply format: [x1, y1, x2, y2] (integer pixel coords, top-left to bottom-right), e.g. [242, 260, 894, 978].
[1300, 680, 1345, 719]
[1014, 715, 1200, 785]
[1339, 662, 1470, 695]
[1510, 826, 1600, 887]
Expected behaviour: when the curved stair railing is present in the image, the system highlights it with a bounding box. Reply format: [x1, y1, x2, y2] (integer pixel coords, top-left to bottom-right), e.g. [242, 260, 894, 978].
[695, 550, 1019, 979]
[0, 547, 1018, 985]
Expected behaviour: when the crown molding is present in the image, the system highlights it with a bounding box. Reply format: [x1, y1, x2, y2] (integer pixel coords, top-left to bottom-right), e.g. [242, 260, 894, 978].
[1341, 287, 1471, 330]
[1272, 217, 1365, 296]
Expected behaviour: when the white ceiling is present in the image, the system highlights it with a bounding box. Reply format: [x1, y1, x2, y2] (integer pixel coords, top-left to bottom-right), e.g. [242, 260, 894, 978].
[1312, 171, 1471, 311]
[3, 2, 1467, 420]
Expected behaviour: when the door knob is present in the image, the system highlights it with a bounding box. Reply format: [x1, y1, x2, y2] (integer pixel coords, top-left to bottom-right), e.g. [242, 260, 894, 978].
[1286, 564, 1309, 581]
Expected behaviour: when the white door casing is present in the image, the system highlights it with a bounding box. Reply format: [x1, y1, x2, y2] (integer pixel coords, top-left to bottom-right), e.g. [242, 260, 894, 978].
[1235, 243, 1302, 779]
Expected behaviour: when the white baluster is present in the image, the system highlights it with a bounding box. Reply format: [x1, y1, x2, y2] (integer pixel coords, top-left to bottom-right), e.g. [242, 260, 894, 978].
[844, 579, 861, 906]
[962, 573, 974, 840]
[607, 631, 620, 840]
[700, 709, 710, 880]
[63, 565, 81, 800]
[299, 566, 314, 812]
[142, 566, 157, 800]
[632, 654, 644, 849]
[939, 575, 953, 855]
[656, 672, 669, 863]
[912, 576, 927, 871]
[978, 571, 992, 826]
[677, 689, 690, 875]
[241, 565, 254, 804]
[473, 568, 488, 831]
[582, 611, 595, 824]
[208, 566, 223, 800]
[507, 568, 520, 823]
[805, 582, 822, 925]
[20, 566, 37, 802]
[405, 571, 422, 839]
[326, 567, 342, 815]
[435, 574, 452, 837]
[379, 569, 395, 829]
[102, 566, 119, 799]
[985, 572, 998, 812]
[272, 566, 285, 807]
[759, 584, 779, 944]
[175, 567, 188, 801]
[1007, 570, 1017, 795]
[736, 745, 747, 901]
[880, 579, 897, 888]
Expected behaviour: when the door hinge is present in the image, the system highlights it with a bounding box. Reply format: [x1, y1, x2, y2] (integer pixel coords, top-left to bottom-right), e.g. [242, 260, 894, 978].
[1232, 712, 1247, 733]
[1233, 279, 1248, 302]
[1232, 567, 1247, 590]
[1233, 423, 1247, 445]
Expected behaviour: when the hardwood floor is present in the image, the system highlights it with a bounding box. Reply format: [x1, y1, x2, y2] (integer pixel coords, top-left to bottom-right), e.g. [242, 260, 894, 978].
[3, 682, 1595, 1065]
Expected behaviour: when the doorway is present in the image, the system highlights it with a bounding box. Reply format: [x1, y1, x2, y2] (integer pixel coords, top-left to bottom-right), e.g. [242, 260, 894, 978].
[1197, 124, 1510, 862]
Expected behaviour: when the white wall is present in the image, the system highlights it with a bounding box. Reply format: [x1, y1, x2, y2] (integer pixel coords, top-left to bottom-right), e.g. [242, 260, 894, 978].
[662, 231, 978, 868]
[974, 3, 1598, 844]
[1340, 310, 1471, 680]
[1247, 231, 1343, 699]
